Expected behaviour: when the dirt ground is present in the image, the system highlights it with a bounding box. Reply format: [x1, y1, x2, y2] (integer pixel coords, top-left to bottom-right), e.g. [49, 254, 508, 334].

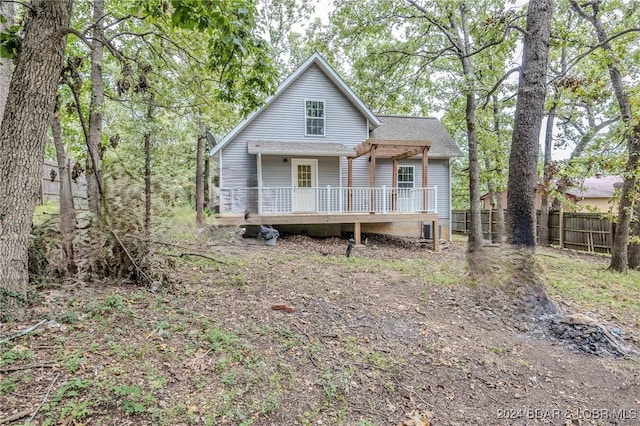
[2, 233, 640, 425]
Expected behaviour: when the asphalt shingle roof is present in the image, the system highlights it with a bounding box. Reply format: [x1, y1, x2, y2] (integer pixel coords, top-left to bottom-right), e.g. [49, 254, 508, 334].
[372, 115, 464, 159]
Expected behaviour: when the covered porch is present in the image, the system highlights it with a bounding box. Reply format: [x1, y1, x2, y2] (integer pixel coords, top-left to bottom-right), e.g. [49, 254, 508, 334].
[214, 138, 438, 248]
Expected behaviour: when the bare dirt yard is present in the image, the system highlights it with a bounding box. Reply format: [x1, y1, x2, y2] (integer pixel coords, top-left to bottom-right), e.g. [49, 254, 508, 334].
[2, 232, 640, 425]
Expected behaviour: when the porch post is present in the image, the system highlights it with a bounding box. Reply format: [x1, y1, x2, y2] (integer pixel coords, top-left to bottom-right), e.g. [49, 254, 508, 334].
[348, 157, 353, 211]
[354, 222, 361, 245]
[392, 159, 398, 211]
[432, 218, 439, 251]
[422, 147, 428, 211]
[257, 153, 263, 214]
[370, 145, 376, 212]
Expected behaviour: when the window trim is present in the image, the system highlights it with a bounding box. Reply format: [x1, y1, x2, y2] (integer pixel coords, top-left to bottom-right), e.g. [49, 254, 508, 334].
[304, 99, 326, 137]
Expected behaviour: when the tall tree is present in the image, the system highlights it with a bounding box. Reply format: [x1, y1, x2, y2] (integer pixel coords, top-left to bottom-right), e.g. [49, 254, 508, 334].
[52, 97, 77, 274]
[86, 0, 105, 224]
[538, 9, 572, 246]
[0, 0, 74, 319]
[569, 0, 640, 272]
[506, 0, 553, 247]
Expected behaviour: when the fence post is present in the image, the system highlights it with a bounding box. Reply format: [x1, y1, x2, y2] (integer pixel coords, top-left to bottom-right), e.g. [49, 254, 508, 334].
[609, 217, 614, 253]
[559, 206, 564, 249]
[488, 208, 493, 242]
[466, 210, 470, 234]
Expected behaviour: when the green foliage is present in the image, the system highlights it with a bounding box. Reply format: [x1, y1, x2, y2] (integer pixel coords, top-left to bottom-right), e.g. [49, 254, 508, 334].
[130, 0, 278, 114]
[85, 294, 127, 316]
[51, 377, 92, 405]
[206, 325, 236, 353]
[0, 23, 20, 59]
[0, 377, 17, 395]
[110, 383, 151, 414]
[1, 346, 35, 365]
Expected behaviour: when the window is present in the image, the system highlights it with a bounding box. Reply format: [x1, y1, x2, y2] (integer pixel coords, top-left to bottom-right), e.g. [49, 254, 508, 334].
[305, 100, 324, 136]
[397, 166, 415, 188]
[297, 164, 312, 188]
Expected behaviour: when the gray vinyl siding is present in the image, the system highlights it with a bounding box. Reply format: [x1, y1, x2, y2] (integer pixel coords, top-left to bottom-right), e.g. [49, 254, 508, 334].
[261, 156, 340, 187]
[220, 64, 368, 188]
[429, 160, 451, 219]
[369, 158, 451, 219]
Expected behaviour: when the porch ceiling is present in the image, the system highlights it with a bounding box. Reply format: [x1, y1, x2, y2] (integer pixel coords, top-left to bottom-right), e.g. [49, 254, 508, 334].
[351, 138, 432, 160]
[248, 140, 356, 157]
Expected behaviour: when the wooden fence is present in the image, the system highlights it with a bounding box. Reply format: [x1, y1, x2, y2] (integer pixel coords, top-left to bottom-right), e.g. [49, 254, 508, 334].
[452, 209, 615, 254]
[41, 159, 87, 207]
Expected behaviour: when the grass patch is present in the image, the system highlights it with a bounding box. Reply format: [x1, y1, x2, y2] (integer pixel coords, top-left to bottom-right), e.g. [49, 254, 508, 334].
[537, 251, 640, 320]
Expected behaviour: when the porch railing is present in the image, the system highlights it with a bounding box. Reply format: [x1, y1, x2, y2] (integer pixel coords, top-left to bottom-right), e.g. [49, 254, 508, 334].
[218, 186, 437, 215]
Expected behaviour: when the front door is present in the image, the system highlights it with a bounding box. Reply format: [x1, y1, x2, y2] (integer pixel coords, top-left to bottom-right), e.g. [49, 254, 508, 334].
[292, 159, 317, 212]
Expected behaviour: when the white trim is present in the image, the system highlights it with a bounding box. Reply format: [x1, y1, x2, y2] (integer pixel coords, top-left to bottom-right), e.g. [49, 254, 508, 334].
[210, 52, 381, 156]
[218, 151, 223, 189]
[257, 153, 263, 214]
[448, 162, 452, 240]
[304, 99, 326, 137]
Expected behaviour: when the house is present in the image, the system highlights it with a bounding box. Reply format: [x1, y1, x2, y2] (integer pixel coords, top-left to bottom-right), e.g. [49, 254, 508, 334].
[209, 53, 463, 246]
[479, 174, 622, 213]
[564, 174, 622, 212]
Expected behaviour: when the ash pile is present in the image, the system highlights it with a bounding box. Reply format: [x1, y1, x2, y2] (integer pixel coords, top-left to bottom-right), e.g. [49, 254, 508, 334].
[549, 313, 638, 357]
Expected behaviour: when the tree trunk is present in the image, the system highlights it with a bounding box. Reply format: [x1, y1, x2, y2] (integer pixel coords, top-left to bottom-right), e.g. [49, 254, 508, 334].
[0, 0, 73, 320]
[484, 158, 496, 242]
[196, 135, 205, 228]
[204, 156, 210, 209]
[0, 0, 13, 126]
[86, 0, 105, 224]
[144, 131, 152, 236]
[495, 190, 506, 243]
[490, 94, 506, 244]
[455, 7, 482, 253]
[52, 102, 77, 274]
[466, 89, 483, 252]
[539, 101, 557, 246]
[506, 0, 552, 247]
[569, 1, 640, 272]
[628, 201, 640, 269]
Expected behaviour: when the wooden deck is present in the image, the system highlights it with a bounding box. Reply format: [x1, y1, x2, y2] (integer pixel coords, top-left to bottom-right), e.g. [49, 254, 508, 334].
[215, 211, 440, 250]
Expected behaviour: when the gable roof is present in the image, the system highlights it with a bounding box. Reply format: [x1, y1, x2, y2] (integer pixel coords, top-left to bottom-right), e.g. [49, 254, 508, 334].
[371, 116, 464, 159]
[210, 52, 381, 156]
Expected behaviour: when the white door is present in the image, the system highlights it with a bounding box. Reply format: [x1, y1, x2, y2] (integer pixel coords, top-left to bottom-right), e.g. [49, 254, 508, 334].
[292, 159, 317, 212]
[397, 165, 415, 212]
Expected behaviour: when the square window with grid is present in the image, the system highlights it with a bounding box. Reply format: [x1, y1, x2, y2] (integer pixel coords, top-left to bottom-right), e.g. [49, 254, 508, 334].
[397, 166, 415, 188]
[305, 100, 324, 135]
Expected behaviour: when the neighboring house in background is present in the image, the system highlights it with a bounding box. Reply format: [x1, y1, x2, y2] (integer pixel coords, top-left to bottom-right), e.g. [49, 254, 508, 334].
[209, 52, 463, 245]
[564, 174, 622, 213]
[479, 173, 622, 213]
